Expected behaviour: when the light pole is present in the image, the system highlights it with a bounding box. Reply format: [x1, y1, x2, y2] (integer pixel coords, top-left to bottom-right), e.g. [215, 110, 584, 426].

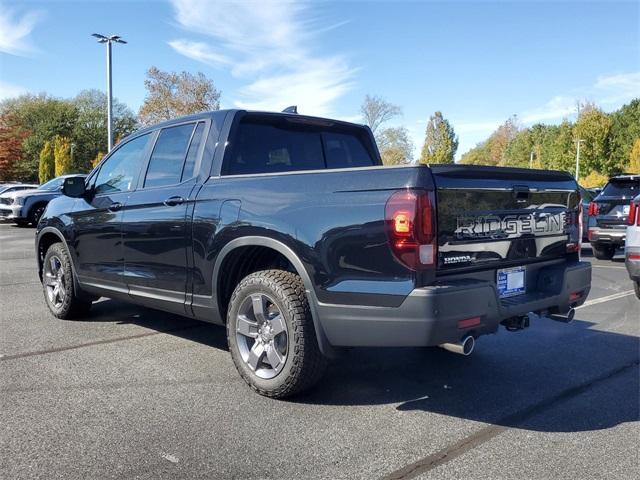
[529, 150, 535, 169]
[92, 33, 127, 152]
[575, 139, 585, 182]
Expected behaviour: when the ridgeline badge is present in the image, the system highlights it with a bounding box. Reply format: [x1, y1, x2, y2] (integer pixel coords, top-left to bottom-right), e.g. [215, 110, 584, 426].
[455, 212, 565, 239]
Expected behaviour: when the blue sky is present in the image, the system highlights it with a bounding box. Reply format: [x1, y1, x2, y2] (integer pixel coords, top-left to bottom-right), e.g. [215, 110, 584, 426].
[1, 0, 638, 158]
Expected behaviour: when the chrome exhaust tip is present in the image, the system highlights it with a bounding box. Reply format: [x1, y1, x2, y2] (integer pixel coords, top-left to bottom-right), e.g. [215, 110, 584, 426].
[548, 308, 575, 323]
[440, 335, 475, 356]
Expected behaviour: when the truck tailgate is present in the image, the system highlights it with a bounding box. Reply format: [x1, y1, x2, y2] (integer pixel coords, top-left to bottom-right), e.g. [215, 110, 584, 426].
[430, 165, 581, 273]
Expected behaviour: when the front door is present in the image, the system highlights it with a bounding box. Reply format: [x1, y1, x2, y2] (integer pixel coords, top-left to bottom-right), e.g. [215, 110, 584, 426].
[71, 133, 153, 294]
[122, 121, 206, 314]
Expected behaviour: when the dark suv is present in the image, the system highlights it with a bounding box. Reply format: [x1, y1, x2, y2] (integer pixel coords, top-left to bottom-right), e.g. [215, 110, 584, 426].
[588, 174, 640, 259]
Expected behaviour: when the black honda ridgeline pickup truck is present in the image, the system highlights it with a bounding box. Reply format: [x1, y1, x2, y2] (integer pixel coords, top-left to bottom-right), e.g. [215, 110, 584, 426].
[36, 110, 592, 398]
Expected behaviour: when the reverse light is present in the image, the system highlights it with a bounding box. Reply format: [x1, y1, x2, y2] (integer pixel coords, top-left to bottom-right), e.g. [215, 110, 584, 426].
[385, 189, 437, 270]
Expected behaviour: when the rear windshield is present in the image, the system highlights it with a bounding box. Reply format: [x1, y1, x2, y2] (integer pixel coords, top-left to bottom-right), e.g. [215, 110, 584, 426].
[601, 179, 640, 197]
[222, 115, 378, 175]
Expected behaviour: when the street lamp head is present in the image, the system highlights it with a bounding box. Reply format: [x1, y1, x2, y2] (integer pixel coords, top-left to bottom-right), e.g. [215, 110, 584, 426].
[92, 33, 108, 43]
[91, 33, 127, 44]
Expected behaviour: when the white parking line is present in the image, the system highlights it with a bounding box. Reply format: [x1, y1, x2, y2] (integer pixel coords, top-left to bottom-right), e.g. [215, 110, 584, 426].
[577, 290, 636, 309]
[591, 265, 626, 270]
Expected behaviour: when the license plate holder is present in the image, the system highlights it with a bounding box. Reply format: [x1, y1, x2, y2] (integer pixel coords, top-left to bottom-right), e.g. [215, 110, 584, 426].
[497, 266, 526, 298]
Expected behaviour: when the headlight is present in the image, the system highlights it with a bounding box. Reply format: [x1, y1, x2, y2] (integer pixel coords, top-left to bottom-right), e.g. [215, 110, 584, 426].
[13, 197, 24, 206]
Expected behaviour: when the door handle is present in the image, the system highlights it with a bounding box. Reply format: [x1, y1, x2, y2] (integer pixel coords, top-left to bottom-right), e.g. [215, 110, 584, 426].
[108, 202, 123, 212]
[164, 196, 185, 207]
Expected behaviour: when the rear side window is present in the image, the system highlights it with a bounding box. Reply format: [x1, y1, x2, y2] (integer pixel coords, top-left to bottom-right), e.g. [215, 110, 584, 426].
[324, 132, 374, 169]
[601, 180, 640, 197]
[222, 115, 377, 175]
[144, 123, 196, 188]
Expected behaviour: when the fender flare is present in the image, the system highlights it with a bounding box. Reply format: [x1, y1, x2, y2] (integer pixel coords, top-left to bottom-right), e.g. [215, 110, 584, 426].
[213, 236, 336, 357]
[36, 227, 80, 291]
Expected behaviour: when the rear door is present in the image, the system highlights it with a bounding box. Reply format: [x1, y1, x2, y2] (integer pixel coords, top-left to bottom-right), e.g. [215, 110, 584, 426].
[122, 121, 207, 315]
[430, 165, 581, 274]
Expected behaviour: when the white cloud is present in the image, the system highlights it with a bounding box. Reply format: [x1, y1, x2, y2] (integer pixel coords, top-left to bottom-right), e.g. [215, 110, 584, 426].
[0, 2, 41, 56]
[0, 80, 26, 101]
[168, 40, 231, 67]
[168, 0, 356, 116]
[594, 72, 640, 104]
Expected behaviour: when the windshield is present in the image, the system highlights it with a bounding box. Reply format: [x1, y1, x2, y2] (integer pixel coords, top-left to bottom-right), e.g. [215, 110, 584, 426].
[39, 177, 64, 191]
[601, 179, 640, 197]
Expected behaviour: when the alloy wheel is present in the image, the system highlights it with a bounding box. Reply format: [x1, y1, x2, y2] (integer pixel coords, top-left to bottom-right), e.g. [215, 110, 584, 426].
[235, 292, 288, 379]
[43, 255, 66, 308]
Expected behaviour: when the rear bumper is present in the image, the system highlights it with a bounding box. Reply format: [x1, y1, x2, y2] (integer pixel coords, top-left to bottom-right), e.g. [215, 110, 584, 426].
[625, 248, 640, 281]
[588, 226, 626, 245]
[317, 261, 592, 347]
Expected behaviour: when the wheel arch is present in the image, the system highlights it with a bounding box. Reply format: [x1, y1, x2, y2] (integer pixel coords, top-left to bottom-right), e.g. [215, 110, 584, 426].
[36, 227, 74, 282]
[213, 236, 335, 357]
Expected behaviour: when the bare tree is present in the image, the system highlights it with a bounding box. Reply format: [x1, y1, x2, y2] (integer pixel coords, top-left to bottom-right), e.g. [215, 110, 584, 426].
[138, 67, 221, 125]
[360, 94, 401, 135]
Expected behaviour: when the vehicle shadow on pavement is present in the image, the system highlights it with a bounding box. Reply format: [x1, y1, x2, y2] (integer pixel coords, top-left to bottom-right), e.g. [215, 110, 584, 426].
[84, 300, 639, 434]
[293, 316, 640, 434]
[86, 299, 229, 351]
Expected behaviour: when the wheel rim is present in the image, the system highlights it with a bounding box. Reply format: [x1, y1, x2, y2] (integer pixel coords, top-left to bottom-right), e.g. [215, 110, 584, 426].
[235, 292, 288, 379]
[44, 255, 66, 308]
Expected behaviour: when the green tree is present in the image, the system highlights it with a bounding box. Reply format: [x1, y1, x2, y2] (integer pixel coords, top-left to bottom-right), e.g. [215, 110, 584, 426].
[92, 151, 105, 168]
[0, 94, 77, 181]
[54, 136, 72, 176]
[545, 121, 575, 173]
[459, 116, 519, 166]
[378, 127, 413, 165]
[459, 141, 490, 165]
[420, 111, 458, 164]
[38, 141, 55, 183]
[72, 89, 137, 171]
[609, 99, 640, 172]
[628, 138, 640, 174]
[138, 67, 221, 125]
[574, 107, 612, 178]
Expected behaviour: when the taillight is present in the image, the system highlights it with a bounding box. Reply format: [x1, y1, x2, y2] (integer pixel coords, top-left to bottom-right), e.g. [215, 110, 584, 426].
[385, 189, 436, 270]
[628, 201, 638, 226]
[588, 202, 599, 216]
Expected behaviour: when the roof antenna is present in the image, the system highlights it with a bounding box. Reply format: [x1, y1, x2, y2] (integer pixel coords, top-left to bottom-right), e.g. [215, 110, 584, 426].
[282, 106, 298, 114]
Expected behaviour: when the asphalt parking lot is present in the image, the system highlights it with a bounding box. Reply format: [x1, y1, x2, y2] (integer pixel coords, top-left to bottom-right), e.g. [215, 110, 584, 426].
[1, 223, 638, 480]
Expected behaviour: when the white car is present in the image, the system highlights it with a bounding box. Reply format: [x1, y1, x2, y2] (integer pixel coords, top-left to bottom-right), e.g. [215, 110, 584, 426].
[625, 194, 640, 299]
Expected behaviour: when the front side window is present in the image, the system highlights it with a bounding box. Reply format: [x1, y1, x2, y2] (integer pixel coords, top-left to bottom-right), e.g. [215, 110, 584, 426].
[144, 123, 196, 188]
[94, 133, 150, 195]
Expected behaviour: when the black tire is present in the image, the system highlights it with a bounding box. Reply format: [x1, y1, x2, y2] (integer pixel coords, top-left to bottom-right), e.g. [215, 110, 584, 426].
[42, 242, 92, 319]
[29, 203, 46, 226]
[227, 270, 327, 399]
[591, 243, 616, 260]
[15, 219, 29, 227]
[634, 281, 640, 300]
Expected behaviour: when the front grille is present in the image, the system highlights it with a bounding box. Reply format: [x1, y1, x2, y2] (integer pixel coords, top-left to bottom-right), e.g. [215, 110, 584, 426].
[0, 197, 13, 205]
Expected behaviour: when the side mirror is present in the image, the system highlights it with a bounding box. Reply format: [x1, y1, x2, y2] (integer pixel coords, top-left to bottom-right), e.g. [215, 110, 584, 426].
[62, 176, 87, 198]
